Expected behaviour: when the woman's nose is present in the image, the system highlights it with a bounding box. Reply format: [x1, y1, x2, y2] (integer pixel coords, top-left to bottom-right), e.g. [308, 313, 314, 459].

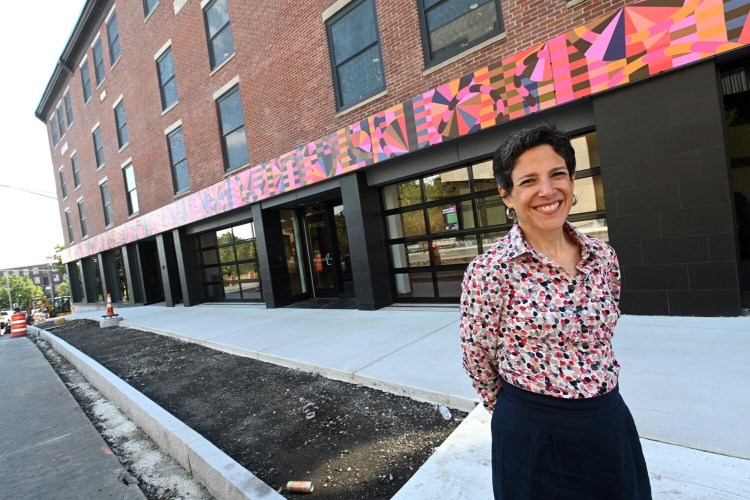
[538, 177, 555, 196]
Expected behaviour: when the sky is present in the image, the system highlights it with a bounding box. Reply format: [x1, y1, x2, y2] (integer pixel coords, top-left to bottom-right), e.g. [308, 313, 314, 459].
[0, 1, 87, 270]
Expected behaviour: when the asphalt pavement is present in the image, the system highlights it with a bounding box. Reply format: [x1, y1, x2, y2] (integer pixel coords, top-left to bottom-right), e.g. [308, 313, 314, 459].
[3, 303, 750, 499]
[0, 333, 145, 499]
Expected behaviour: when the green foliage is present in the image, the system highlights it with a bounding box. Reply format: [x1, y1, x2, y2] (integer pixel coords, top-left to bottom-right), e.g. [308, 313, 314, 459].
[47, 244, 68, 275]
[0, 274, 45, 310]
[57, 281, 71, 297]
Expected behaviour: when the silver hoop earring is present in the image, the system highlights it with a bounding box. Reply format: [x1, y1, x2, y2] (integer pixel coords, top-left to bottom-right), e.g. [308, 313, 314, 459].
[572, 194, 579, 206]
[505, 207, 516, 220]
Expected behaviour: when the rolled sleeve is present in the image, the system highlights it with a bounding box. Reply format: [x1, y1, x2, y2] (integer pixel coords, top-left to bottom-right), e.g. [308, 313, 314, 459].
[460, 261, 502, 413]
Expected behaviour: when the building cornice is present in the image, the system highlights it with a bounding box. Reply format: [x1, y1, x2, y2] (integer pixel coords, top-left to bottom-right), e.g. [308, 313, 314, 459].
[35, 0, 112, 121]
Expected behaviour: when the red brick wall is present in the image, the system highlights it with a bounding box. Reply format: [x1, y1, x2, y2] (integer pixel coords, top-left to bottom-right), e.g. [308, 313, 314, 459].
[45, 0, 630, 245]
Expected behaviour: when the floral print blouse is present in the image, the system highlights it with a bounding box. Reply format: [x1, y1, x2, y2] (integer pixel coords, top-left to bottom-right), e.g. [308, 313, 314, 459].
[460, 222, 621, 412]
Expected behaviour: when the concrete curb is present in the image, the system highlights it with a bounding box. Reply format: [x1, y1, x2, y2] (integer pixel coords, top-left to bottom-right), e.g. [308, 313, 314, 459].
[29, 325, 283, 500]
[120, 321, 478, 412]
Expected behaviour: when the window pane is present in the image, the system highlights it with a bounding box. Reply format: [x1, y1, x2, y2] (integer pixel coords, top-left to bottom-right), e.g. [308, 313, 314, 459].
[59, 170, 67, 198]
[426, 0, 499, 61]
[57, 104, 65, 136]
[471, 160, 495, 192]
[124, 165, 135, 189]
[200, 232, 217, 248]
[571, 133, 600, 171]
[237, 262, 259, 279]
[424, 167, 470, 201]
[64, 90, 73, 126]
[427, 202, 473, 233]
[202, 249, 218, 265]
[570, 176, 605, 215]
[129, 191, 139, 214]
[386, 209, 426, 238]
[225, 127, 249, 169]
[218, 90, 244, 132]
[204, 266, 221, 282]
[330, 0, 377, 63]
[205, 0, 230, 37]
[570, 218, 609, 243]
[336, 44, 384, 109]
[241, 282, 262, 300]
[158, 51, 174, 79]
[234, 241, 256, 260]
[206, 283, 223, 300]
[162, 80, 178, 109]
[476, 195, 505, 227]
[107, 13, 121, 64]
[390, 242, 430, 268]
[435, 269, 463, 298]
[144, 0, 159, 16]
[217, 228, 233, 244]
[93, 39, 105, 84]
[210, 26, 235, 67]
[395, 271, 435, 298]
[81, 62, 92, 101]
[480, 230, 505, 249]
[232, 223, 254, 240]
[383, 180, 422, 209]
[168, 128, 186, 163]
[432, 235, 478, 265]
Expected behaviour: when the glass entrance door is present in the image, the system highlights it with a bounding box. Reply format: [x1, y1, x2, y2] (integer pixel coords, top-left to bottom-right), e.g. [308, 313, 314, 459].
[306, 210, 339, 297]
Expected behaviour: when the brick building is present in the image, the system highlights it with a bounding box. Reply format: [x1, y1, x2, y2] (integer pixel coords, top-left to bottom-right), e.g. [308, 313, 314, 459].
[36, 0, 750, 315]
[1, 265, 66, 300]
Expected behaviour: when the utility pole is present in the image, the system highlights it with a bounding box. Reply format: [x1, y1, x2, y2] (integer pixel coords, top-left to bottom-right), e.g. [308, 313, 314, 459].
[3, 274, 11, 309]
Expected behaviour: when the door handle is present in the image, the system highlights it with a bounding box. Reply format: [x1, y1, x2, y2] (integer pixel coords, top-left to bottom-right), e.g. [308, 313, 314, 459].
[325, 253, 333, 266]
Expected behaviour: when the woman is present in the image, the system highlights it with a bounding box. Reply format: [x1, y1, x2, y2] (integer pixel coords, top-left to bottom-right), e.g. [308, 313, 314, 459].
[460, 124, 651, 499]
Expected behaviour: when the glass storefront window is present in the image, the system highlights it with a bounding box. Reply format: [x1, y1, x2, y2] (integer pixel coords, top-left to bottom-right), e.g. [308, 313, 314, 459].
[382, 131, 607, 302]
[198, 220, 261, 302]
[280, 209, 306, 296]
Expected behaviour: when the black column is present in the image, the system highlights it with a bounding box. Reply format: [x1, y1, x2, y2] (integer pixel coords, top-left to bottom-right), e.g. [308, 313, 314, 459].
[121, 244, 143, 304]
[80, 258, 99, 303]
[66, 262, 84, 303]
[594, 61, 739, 316]
[252, 204, 291, 308]
[156, 233, 182, 307]
[340, 172, 393, 310]
[172, 228, 205, 307]
[98, 251, 121, 302]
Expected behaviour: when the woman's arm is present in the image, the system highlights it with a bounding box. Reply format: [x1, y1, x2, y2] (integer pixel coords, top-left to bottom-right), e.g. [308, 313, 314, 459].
[460, 262, 502, 412]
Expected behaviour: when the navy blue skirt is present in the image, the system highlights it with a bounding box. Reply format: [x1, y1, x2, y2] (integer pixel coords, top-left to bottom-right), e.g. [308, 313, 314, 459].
[491, 381, 651, 500]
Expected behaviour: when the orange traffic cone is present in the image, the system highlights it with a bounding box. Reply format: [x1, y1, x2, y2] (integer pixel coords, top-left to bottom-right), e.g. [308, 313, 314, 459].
[104, 293, 118, 317]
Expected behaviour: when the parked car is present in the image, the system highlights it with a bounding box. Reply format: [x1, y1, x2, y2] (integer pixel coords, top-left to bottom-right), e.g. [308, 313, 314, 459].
[0, 310, 11, 333]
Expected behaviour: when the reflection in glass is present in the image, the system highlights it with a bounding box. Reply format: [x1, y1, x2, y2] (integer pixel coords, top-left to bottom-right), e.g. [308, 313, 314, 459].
[427, 202, 474, 233]
[431, 235, 479, 266]
[571, 177, 605, 215]
[390, 242, 429, 268]
[386, 210, 426, 238]
[383, 180, 422, 209]
[571, 133, 600, 171]
[235, 241, 256, 260]
[472, 160, 496, 192]
[435, 269, 464, 298]
[232, 222, 254, 240]
[202, 249, 218, 266]
[481, 231, 505, 248]
[204, 266, 221, 282]
[395, 271, 435, 298]
[476, 195, 505, 227]
[424, 167, 470, 201]
[570, 218, 609, 243]
[280, 209, 306, 295]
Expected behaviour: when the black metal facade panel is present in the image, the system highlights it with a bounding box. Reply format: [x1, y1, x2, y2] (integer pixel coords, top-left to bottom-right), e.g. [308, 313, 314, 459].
[594, 61, 740, 316]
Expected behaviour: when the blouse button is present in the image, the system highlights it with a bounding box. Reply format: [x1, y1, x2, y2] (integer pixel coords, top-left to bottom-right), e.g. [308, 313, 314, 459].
[581, 341, 590, 349]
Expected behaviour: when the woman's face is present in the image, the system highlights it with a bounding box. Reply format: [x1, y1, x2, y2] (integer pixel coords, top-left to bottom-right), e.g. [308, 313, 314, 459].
[499, 144, 575, 239]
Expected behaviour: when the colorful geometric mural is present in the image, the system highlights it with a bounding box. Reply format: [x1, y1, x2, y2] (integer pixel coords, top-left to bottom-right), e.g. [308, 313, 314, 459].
[61, 0, 750, 263]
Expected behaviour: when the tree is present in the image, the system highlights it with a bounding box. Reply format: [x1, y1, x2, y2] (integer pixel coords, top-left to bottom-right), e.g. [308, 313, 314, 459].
[57, 281, 71, 297]
[0, 274, 45, 310]
[47, 244, 68, 275]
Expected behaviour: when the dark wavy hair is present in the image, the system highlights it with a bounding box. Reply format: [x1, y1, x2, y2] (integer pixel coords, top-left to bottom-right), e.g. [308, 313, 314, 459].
[492, 124, 576, 195]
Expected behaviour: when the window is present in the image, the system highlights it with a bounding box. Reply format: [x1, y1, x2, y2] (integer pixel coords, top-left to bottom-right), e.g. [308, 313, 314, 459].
[143, 0, 159, 17]
[59, 168, 68, 199]
[92, 126, 105, 167]
[50, 118, 59, 146]
[64, 89, 73, 127]
[418, 0, 504, 66]
[123, 163, 139, 215]
[107, 11, 121, 65]
[32, 268, 39, 275]
[326, 0, 385, 110]
[80, 59, 92, 103]
[77, 200, 88, 238]
[203, 0, 235, 70]
[56, 103, 65, 138]
[93, 38, 105, 85]
[114, 100, 129, 148]
[198, 222, 262, 301]
[34, 277, 40, 285]
[157, 47, 178, 110]
[216, 86, 249, 171]
[167, 126, 190, 193]
[100, 180, 113, 226]
[71, 153, 81, 188]
[382, 131, 606, 302]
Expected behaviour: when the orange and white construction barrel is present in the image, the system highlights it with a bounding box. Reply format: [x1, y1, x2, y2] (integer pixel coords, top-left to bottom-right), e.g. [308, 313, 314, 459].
[10, 312, 27, 337]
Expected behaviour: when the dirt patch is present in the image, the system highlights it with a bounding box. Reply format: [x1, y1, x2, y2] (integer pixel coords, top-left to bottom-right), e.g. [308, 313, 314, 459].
[42, 320, 466, 499]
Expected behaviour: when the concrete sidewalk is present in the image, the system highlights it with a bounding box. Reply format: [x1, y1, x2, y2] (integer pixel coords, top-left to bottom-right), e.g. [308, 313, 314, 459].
[0, 334, 145, 499]
[67, 305, 750, 498]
